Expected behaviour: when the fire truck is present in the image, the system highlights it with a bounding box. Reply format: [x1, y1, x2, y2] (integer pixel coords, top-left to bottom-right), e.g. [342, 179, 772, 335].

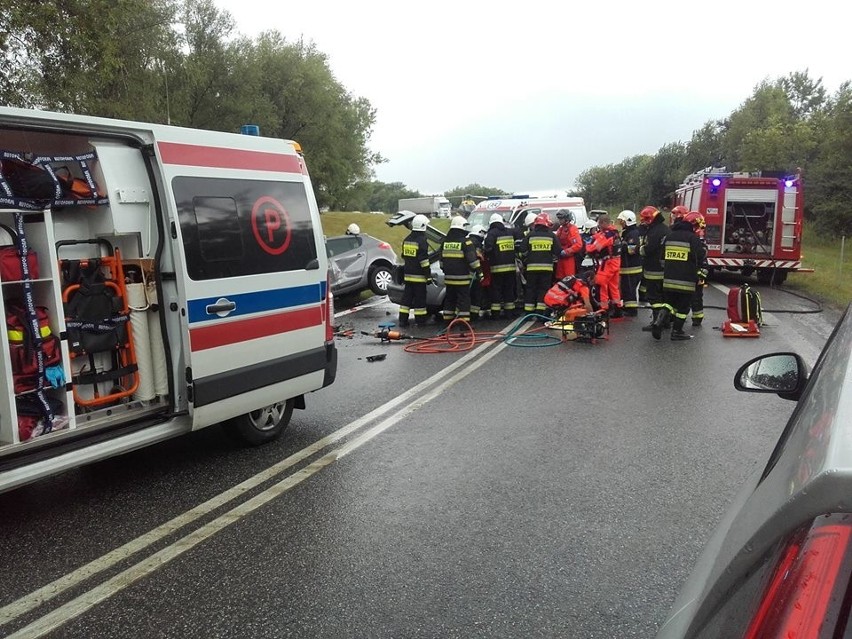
[674, 168, 806, 285]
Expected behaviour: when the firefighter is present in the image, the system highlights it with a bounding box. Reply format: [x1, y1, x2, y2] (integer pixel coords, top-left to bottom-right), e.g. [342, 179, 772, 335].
[397, 214, 431, 327]
[440, 215, 481, 322]
[345, 223, 360, 235]
[554, 208, 583, 281]
[578, 218, 597, 273]
[690, 213, 709, 327]
[586, 214, 623, 317]
[519, 212, 561, 315]
[616, 210, 641, 317]
[639, 205, 671, 331]
[652, 211, 706, 341]
[484, 212, 518, 318]
[467, 224, 489, 320]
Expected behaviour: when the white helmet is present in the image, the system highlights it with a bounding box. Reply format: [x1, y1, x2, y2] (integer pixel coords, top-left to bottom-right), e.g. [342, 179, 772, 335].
[582, 219, 597, 232]
[468, 224, 486, 238]
[489, 213, 504, 226]
[616, 210, 636, 226]
[524, 212, 537, 227]
[346, 223, 360, 235]
[450, 215, 468, 230]
[412, 214, 429, 232]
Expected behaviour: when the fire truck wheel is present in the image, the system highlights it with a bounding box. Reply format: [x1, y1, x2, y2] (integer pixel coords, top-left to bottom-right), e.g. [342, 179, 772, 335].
[757, 269, 787, 286]
[225, 398, 295, 446]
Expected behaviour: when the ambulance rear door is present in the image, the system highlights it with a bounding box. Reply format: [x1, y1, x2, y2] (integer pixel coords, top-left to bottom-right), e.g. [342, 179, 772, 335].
[154, 130, 328, 429]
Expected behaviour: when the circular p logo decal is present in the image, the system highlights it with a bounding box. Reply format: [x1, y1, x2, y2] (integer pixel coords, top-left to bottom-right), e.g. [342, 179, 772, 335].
[251, 196, 292, 255]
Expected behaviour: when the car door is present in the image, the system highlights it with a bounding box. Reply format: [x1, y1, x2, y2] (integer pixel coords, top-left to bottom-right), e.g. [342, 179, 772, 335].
[327, 235, 366, 293]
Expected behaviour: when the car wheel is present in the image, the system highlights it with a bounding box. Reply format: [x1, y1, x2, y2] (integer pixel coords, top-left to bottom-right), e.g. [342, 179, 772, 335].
[369, 264, 394, 295]
[224, 398, 295, 446]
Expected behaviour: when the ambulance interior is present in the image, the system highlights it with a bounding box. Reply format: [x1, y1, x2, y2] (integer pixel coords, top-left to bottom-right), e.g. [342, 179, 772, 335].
[1, 125, 171, 448]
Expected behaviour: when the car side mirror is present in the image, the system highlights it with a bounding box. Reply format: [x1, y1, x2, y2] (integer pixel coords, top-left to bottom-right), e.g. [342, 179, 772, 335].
[734, 352, 809, 401]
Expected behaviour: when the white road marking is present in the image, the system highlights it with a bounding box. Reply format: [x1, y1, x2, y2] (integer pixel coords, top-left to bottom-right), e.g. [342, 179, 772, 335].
[6, 330, 517, 639]
[333, 297, 388, 318]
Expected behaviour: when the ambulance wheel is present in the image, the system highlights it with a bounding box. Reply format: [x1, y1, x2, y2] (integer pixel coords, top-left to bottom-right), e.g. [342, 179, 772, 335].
[225, 398, 295, 446]
[369, 264, 394, 295]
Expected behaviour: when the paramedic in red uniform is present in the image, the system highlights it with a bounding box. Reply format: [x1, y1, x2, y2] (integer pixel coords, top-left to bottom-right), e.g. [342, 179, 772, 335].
[639, 205, 670, 332]
[586, 214, 623, 317]
[519, 212, 561, 315]
[554, 209, 583, 281]
[652, 211, 706, 341]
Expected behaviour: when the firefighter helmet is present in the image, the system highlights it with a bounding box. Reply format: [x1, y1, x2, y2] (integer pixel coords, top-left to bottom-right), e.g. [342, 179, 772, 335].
[582, 219, 597, 232]
[489, 213, 504, 226]
[684, 211, 705, 232]
[616, 210, 636, 226]
[346, 223, 360, 235]
[534, 212, 551, 228]
[412, 214, 429, 232]
[450, 215, 468, 230]
[524, 212, 537, 227]
[670, 205, 689, 223]
[556, 209, 574, 223]
[468, 224, 486, 238]
[639, 206, 658, 224]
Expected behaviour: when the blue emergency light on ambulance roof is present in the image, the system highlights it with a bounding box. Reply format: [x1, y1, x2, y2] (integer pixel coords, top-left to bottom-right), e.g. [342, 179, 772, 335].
[240, 124, 260, 136]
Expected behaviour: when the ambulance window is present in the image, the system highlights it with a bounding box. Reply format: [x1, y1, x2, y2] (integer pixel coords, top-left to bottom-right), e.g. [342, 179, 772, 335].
[193, 197, 244, 262]
[173, 176, 318, 280]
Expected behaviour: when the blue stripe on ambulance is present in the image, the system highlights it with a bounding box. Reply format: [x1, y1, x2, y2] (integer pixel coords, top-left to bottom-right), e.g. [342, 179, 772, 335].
[187, 281, 327, 324]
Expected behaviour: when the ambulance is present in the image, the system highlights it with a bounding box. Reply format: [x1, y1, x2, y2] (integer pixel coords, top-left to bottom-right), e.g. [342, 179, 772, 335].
[0, 107, 337, 493]
[674, 168, 807, 285]
[466, 195, 590, 230]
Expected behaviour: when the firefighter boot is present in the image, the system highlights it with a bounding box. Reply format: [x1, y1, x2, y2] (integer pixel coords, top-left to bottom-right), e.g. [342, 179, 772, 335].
[398, 314, 410, 328]
[692, 317, 703, 327]
[671, 317, 693, 341]
[651, 307, 670, 341]
[641, 309, 657, 332]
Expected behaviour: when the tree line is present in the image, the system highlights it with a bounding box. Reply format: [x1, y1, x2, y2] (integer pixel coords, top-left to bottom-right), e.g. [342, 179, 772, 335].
[3, 4, 848, 235]
[573, 72, 852, 237]
[0, 0, 379, 211]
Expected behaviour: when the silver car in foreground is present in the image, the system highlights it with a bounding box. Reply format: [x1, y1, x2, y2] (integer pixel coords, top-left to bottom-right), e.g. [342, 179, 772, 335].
[657, 304, 852, 638]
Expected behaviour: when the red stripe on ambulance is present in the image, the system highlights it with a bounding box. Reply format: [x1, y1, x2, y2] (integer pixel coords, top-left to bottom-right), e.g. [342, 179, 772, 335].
[158, 142, 302, 173]
[190, 306, 323, 351]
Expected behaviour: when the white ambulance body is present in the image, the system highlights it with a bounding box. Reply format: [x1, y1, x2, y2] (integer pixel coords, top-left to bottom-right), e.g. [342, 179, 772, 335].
[467, 195, 590, 230]
[0, 107, 337, 493]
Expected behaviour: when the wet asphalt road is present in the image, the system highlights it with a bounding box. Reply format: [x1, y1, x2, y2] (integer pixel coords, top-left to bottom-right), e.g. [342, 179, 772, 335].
[0, 280, 842, 638]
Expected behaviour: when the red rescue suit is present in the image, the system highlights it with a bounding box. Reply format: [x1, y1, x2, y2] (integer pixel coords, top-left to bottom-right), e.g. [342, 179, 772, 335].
[554, 222, 582, 280]
[587, 227, 622, 310]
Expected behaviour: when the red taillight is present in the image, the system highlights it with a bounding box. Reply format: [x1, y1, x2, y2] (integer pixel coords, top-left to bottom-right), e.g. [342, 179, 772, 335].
[378, 241, 392, 250]
[325, 274, 334, 341]
[745, 517, 852, 639]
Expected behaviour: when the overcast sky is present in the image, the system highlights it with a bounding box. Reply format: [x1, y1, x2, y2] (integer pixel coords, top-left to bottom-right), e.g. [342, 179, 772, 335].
[215, 0, 847, 195]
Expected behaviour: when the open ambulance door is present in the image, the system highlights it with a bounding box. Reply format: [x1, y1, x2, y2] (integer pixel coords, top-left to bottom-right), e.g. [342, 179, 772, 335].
[155, 137, 329, 435]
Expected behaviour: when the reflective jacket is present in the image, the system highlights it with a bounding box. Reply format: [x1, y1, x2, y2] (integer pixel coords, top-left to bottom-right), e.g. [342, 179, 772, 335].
[484, 222, 518, 274]
[619, 226, 642, 276]
[587, 227, 622, 261]
[662, 221, 705, 293]
[546, 275, 592, 308]
[440, 227, 480, 286]
[641, 215, 669, 278]
[401, 231, 430, 283]
[520, 227, 561, 272]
